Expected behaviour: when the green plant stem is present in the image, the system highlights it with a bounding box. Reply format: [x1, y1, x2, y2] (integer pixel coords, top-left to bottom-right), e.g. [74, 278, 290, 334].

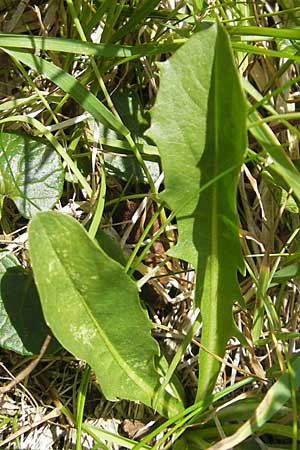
[223, 6, 300, 24]
[247, 74, 300, 115]
[228, 25, 300, 39]
[249, 111, 300, 127]
[133, 377, 254, 450]
[264, 297, 298, 450]
[76, 365, 91, 450]
[82, 423, 146, 449]
[100, 0, 126, 44]
[11, 57, 60, 126]
[124, 205, 163, 275]
[189, 422, 300, 441]
[106, 174, 134, 224]
[232, 42, 300, 64]
[105, 193, 154, 207]
[124, 134, 156, 193]
[153, 315, 201, 411]
[45, 92, 71, 127]
[66, 0, 156, 192]
[285, 351, 298, 450]
[88, 164, 107, 239]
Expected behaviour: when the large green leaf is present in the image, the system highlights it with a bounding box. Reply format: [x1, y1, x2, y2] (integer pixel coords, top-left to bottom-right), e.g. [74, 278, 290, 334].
[147, 22, 246, 400]
[0, 132, 64, 218]
[29, 211, 184, 418]
[0, 251, 55, 355]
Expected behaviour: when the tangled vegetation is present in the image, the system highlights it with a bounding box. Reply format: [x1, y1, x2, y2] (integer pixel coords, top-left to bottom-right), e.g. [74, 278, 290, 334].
[0, 1, 300, 449]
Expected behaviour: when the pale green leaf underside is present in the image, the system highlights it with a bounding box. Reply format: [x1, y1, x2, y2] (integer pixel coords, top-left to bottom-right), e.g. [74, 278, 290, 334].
[148, 23, 246, 399]
[29, 211, 183, 417]
[0, 132, 64, 218]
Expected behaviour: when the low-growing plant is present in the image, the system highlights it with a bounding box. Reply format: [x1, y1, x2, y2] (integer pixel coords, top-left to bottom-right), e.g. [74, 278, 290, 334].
[0, 1, 300, 449]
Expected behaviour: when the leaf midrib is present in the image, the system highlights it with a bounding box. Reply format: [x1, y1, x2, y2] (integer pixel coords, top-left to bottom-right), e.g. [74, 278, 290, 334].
[38, 217, 156, 400]
[208, 47, 219, 342]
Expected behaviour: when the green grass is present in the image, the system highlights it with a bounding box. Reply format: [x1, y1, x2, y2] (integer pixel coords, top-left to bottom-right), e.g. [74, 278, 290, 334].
[0, 1, 300, 449]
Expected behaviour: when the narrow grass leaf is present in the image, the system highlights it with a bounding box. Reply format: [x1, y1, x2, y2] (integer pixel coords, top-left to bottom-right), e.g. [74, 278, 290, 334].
[232, 42, 300, 64]
[75, 365, 91, 450]
[228, 25, 300, 40]
[82, 423, 151, 450]
[147, 22, 246, 400]
[248, 110, 300, 202]
[252, 254, 270, 343]
[88, 164, 106, 239]
[111, 0, 161, 43]
[132, 377, 255, 450]
[2, 48, 128, 137]
[208, 356, 300, 449]
[0, 33, 181, 58]
[29, 211, 184, 418]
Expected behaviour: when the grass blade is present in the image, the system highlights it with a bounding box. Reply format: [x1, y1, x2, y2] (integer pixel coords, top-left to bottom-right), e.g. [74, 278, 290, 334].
[2, 48, 129, 137]
[0, 33, 181, 58]
[208, 356, 300, 449]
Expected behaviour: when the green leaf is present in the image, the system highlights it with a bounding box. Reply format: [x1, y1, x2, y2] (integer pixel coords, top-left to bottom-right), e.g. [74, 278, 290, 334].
[82, 422, 151, 450]
[95, 229, 127, 267]
[29, 211, 184, 417]
[110, 0, 162, 43]
[0, 132, 64, 218]
[262, 170, 299, 214]
[112, 89, 150, 139]
[232, 41, 300, 64]
[228, 25, 300, 40]
[88, 89, 160, 183]
[147, 22, 246, 400]
[3, 48, 128, 137]
[272, 263, 300, 283]
[0, 251, 55, 355]
[194, 0, 204, 13]
[248, 110, 300, 203]
[104, 152, 161, 184]
[208, 356, 300, 449]
[0, 33, 181, 59]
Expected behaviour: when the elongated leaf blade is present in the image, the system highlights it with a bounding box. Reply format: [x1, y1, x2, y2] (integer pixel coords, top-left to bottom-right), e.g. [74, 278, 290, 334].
[0, 33, 180, 58]
[209, 356, 300, 449]
[248, 110, 300, 202]
[3, 49, 128, 137]
[187, 23, 247, 399]
[0, 132, 64, 218]
[29, 211, 183, 417]
[111, 0, 161, 43]
[147, 25, 217, 267]
[147, 23, 246, 400]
